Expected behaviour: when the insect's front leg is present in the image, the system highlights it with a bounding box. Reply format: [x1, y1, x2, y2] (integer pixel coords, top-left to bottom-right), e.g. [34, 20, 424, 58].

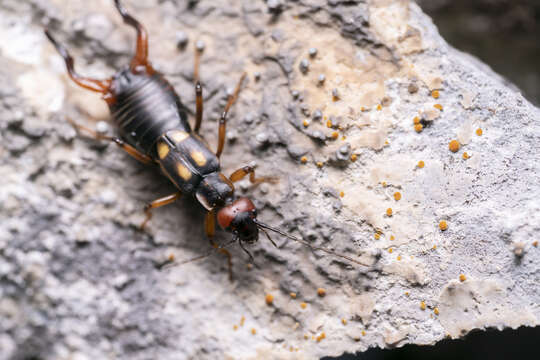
[140, 192, 182, 230]
[229, 165, 279, 185]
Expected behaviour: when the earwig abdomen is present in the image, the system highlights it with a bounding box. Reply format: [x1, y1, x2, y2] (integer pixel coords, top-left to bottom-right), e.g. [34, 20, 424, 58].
[109, 68, 191, 155]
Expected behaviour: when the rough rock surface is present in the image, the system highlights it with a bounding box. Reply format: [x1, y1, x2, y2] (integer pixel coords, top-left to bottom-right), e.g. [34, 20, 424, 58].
[1, 0, 539, 359]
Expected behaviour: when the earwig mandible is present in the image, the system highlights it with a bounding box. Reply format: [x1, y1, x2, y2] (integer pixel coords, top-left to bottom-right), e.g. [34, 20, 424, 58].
[45, 0, 368, 279]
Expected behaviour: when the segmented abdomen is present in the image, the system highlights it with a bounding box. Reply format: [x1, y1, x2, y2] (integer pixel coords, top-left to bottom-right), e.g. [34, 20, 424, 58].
[108, 69, 191, 155]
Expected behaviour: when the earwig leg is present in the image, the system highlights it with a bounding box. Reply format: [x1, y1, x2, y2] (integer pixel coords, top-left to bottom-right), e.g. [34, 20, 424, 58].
[67, 118, 153, 165]
[229, 165, 279, 185]
[205, 210, 234, 282]
[239, 240, 255, 263]
[44, 30, 111, 93]
[194, 47, 203, 134]
[114, 0, 150, 70]
[141, 192, 182, 230]
[215, 73, 247, 159]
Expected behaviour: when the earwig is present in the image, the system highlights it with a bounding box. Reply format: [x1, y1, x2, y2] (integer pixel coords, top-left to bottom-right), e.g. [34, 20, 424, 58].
[45, 0, 367, 280]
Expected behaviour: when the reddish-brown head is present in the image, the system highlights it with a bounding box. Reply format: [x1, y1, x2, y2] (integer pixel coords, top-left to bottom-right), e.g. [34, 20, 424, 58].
[217, 197, 259, 243]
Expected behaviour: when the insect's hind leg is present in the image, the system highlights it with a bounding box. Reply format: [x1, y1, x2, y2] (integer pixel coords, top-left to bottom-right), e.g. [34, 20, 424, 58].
[67, 118, 153, 165]
[205, 210, 234, 282]
[44, 30, 111, 94]
[114, 0, 150, 71]
[141, 192, 182, 230]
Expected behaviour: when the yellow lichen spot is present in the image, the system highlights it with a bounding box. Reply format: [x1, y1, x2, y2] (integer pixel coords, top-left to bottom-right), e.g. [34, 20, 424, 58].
[290, 292, 297, 299]
[377, 104, 382, 111]
[386, 208, 393, 217]
[342, 136, 347, 140]
[462, 152, 470, 160]
[326, 119, 333, 128]
[431, 90, 440, 99]
[300, 302, 307, 309]
[382, 181, 387, 187]
[251, 328, 257, 335]
[304, 334, 309, 340]
[331, 131, 339, 139]
[397, 255, 402, 261]
[533, 241, 538, 247]
[432, 245, 437, 250]
[361, 106, 366, 112]
[157, 142, 170, 159]
[362, 330, 366, 336]
[233, 325, 238, 331]
[417, 160, 425, 168]
[169, 130, 189, 143]
[476, 128, 483, 136]
[176, 163, 192, 181]
[405, 292, 409, 297]
[390, 235, 395, 241]
[168, 253, 175, 262]
[191, 150, 207, 166]
[300, 156, 308, 164]
[388, 248, 393, 254]
[459, 274, 467, 282]
[265, 294, 274, 305]
[448, 140, 460, 153]
[316, 332, 326, 342]
[434, 307, 440, 315]
[341, 318, 347, 325]
[434, 103, 443, 111]
[339, 191, 344, 198]
[317, 288, 326, 297]
[385, 140, 389, 145]
[303, 119, 309, 127]
[413, 116, 420, 125]
[420, 301, 426, 310]
[414, 123, 423, 133]
[350, 154, 357, 162]
[393, 192, 402, 201]
[316, 161, 323, 168]
[374, 233, 381, 240]
[439, 220, 448, 231]
[240, 316, 245, 326]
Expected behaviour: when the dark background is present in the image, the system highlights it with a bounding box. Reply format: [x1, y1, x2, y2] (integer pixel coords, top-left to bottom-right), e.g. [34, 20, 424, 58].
[328, 0, 540, 358]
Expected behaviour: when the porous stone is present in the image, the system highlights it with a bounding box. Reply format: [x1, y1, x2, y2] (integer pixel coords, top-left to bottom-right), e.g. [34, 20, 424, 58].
[0, 0, 539, 359]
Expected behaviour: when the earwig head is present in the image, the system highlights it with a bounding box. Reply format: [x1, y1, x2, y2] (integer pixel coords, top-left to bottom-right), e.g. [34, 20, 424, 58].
[217, 197, 259, 243]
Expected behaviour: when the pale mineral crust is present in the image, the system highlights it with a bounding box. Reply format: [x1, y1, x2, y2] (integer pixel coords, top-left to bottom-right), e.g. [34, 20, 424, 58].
[0, 0, 539, 359]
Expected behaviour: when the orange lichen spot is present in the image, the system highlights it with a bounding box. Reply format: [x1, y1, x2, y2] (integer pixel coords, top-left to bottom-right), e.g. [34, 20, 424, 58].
[405, 292, 410, 297]
[439, 220, 448, 231]
[300, 156, 308, 164]
[397, 255, 402, 261]
[361, 106, 366, 112]
[376, 104, 382, 111]
[251, 328, 257, 335]
[350, 154, 358, 162]
[317, 288, 326, 297]
[316, 332, 326, 342]
[476, 128, 483, 136]
[432, 245, 437, 250]
[303, 119, 309, 127]
[388, 248, 393, 254]
[385, 140, 389, 146]
[331, 131, 339, 139]
[393, 192, 402, 201]
[414, 123, 423, 133]
[246, 263, 253, 270]
[374, 233, 381, 240]
[168, 253, 175, 262]
[420, 301, 426, 310]
[339, 191, 345, 198]
[390, 235, 395, 241]
[459, 274, 467, 282]
[362, 330, 366, 336]
[316, 161, 323, 168]
[300, 302, 307, 309]
[386, 208, 393, 217]
[434, 307, 440, 315]
[341, 318, 347, 325]
[233, 325, 238, 331]
[533, 241, 538, 247]
[434, 103, 443, 111]
[462, 152, 470, 160]
[382, 181, 387, 187]
[417, 160, 425, 168]
[240, 316, 245, 326]
[448, 139, 460, 153]
[290, 292, 297, 299]
[413, 116, 420, 125]
[326, 119, 333, 128]
[265, 294, 274, 305]
[431, 90, 440, 99]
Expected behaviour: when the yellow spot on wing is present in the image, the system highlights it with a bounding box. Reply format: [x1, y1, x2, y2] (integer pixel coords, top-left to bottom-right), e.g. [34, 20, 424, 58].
[191, 150, 207, 166]
[157, 142, 170, 159]
[169, 130, 189, 143]
[177, 163, 192, 181]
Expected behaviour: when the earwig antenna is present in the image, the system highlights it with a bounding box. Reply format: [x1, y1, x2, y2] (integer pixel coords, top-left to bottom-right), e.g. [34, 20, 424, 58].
[162, 238, 238, 270]
[260, 227, 278, 248]
[254, 220, 370, 267]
